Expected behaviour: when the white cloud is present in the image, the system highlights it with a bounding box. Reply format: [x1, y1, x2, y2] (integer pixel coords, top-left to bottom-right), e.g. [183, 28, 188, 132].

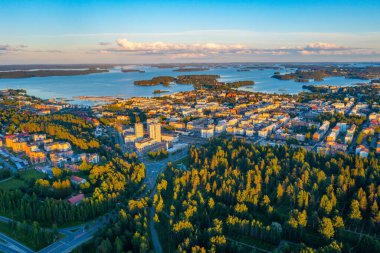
[104, 39, 379, 58]
[169, 53, 208, 59]
[115, 38, 246, 54]
[304, 42, 346, 50]
[299, 42, 379, 56]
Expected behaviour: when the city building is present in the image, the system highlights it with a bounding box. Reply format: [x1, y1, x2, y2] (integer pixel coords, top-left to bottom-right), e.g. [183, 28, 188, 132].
[201, 127, 215, 139]
[149, 123, 162, 142]
[135, 122, 144, 139]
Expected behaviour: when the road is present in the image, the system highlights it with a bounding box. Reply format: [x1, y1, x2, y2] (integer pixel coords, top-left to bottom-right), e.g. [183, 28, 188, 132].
[226, 238, 271, 253]
[0, 231, 34, 253]
[149, 206, 163, 253]
[111, 128, 128, 154]
[0, 243, 22, 253]
[144, 149, 189, 253]
[38, 221, 102, 253]
[0, 215, 35, 252]
[0, 156, 16, 172]
[0, 134, 188, 253]
[142, 147, 189, 189]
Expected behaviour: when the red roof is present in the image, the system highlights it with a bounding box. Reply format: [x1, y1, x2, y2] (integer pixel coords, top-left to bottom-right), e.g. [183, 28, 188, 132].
[71, 175, 84, 183]
[67, 194, 85, 205]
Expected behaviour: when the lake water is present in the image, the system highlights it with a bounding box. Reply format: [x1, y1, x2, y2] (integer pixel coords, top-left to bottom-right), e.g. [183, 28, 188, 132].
[0, 66, 368, 105]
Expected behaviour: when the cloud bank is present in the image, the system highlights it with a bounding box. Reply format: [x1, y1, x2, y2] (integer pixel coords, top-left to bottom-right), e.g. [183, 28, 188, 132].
[115, 39, 246, 54]
[95, 39, 380, 59]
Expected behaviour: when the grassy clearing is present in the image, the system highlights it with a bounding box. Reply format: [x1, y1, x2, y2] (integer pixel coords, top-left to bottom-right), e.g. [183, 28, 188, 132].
[21, 169, 45, 180]
[0, 169, 45, 190]
[0, 178, 26, 190]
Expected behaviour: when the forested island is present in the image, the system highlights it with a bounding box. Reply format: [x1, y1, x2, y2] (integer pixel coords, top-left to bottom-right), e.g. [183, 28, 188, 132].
[133, 75, 218, 87]
[153, 89, 169, 94]
[272, 70, 322, 82]
[176, 74, 221, 85]
[150, 63, 209, 69]
[240, 65, 282, 70]
[0, 64, 116, 71]
[133, 76, 175, 86]
[0, 68, 109, 79]
[272, 66, 380, 82]
[121, 69, 145, 73]
[302, 85, 332, 93]
[173, 67, 209, 72]
[134, 74, 254, 91]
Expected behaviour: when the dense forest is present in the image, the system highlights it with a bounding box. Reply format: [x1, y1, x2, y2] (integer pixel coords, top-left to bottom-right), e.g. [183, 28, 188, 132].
[0, 156, 145, 226]
[75, 197, 151, 253]
[154, 138, 380, 252]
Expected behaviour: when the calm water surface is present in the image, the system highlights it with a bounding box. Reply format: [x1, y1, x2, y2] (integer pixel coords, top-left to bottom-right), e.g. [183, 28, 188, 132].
[0, 66, 368, 105]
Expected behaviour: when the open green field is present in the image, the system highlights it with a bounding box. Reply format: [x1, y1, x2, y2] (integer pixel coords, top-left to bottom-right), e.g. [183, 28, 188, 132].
[0, 178, 25, 190]
[0, 169, 45, 190]
[21, 169, 45, 180]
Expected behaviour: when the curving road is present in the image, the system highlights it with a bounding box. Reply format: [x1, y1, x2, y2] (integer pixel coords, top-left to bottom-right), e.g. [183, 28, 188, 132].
[0, 230, 34, 253]
[0, 147, 189, 253]
[144, 149, 189, 253]
[38, 222, 101, 253]
[149, 206, 163, 253]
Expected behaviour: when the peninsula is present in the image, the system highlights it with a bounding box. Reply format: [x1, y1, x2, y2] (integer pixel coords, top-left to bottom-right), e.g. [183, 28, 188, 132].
[0, 68, 109, 79]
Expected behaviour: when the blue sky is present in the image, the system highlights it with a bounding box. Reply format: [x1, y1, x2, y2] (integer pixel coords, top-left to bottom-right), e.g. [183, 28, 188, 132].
[1, 0, 380, 63]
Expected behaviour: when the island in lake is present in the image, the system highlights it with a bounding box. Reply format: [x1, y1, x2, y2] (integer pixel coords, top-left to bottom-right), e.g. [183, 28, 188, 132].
[121, 69, 145, 73]
[153, 89, 169, 94]
[0, 68, 109, 79]
[0, 64, 116, 71]
[272, 65, 380, 82]
[134, 76, 175, 86]
[134, 74, 254, 91]
[173, 67, 209, 72]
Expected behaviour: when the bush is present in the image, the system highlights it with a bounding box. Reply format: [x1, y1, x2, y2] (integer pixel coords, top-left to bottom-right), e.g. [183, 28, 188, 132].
[0, 169, 11, 180]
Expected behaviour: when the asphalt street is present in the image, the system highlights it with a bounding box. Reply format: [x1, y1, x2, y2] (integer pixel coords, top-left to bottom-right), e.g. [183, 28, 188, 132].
[0, 130, 190, 253]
